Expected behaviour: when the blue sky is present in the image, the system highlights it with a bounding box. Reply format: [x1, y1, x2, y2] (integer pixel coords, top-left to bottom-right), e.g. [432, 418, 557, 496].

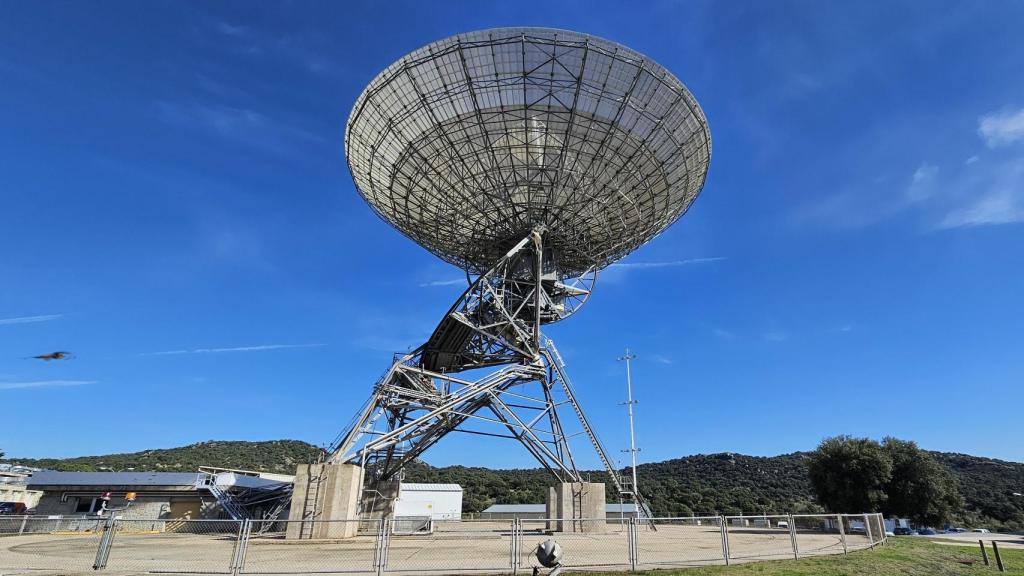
[2, 1, 1023, 467]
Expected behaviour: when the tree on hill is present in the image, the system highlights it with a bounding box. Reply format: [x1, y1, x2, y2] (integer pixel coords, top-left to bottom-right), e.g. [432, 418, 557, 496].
[882, 437, 962, 527]
[808, 436, 892, 513]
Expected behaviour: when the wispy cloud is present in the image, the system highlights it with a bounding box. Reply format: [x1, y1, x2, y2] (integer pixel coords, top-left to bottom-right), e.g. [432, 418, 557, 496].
[713, 328, 737, 339]
[212, 20, 340, 76]
[141, 343, 325, 356]
[651, 354, 674, 365]
[763, 331, 790, 343]
[937, 156, 1024, 229]
[419, 278, 467, 288]
[610, 257, 727, 270]
[216, 22, 251, 39]
[0, 380, 95, 390]
[979, 108, 1024, 148]
[796, 106, 1024, 231]
[0, 314, 62, 326]
[156, 101, 326, 157]
[907, 163, 938, 202]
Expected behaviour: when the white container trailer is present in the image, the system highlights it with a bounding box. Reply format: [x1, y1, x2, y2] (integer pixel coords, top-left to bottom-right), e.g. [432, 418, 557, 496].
[393, 483, 463, 520]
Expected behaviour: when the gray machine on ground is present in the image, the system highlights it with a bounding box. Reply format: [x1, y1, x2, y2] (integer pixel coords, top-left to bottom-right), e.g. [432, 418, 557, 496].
[329, 27, 711, 523]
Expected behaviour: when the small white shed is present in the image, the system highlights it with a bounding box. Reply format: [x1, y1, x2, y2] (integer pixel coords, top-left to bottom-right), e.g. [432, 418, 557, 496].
[393, 483, 463, 520]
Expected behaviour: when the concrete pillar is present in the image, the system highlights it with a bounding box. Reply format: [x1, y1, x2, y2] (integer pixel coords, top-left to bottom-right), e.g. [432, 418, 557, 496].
[286, 463, 364, 539]
[545, 482, 606, 533]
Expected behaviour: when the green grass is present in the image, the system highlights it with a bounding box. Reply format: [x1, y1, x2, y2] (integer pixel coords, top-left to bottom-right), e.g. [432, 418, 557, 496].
[614, 538, 1024, 576]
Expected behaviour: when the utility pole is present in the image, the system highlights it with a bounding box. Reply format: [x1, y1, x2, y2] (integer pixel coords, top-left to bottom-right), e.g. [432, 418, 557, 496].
[618, 348, 640, 517]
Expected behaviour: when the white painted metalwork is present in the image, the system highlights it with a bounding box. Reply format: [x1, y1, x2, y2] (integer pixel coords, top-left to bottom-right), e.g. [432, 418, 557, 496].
[333, 27, 712, 525]
[346, 27, 711, 277]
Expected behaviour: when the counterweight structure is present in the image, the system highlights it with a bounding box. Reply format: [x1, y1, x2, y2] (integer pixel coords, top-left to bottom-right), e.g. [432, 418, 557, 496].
[333, 28, 711, 521]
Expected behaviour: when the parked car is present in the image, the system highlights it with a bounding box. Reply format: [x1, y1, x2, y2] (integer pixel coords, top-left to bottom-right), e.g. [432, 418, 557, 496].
[894, 527, 918, 536]
[972, 528, 991, 534]
[946, 527, 967, 533]
[0, 502, 28, 515]
[919, 528, 937, 535]
[885, 530, 896, 537]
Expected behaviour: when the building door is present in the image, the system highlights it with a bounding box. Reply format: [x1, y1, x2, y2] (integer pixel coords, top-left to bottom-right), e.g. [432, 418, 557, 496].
[166, 500, 202, 532]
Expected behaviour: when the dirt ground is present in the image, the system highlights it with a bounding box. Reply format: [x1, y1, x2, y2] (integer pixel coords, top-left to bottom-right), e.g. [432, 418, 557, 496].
[0, 523, 875, 575]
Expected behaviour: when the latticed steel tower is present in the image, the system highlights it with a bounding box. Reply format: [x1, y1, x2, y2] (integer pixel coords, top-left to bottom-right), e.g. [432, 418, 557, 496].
[333, 27, 711, 520]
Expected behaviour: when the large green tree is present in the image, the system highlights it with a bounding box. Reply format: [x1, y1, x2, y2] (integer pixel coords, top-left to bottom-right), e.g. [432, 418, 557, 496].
[808, 436, 892, 513]
[882, 437, 962, 527]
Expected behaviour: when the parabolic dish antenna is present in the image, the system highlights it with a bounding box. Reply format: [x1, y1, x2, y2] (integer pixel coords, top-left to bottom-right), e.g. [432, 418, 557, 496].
[345, 27, 711, 276]
[319, 28, 712, 527]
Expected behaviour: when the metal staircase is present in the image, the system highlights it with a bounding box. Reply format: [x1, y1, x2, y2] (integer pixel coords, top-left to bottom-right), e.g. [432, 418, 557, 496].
[543, 338, 656, 529]
[196, 473, 249, 521]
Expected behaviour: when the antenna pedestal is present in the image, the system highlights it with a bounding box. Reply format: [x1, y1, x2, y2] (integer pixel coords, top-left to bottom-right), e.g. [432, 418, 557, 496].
[547, 481, 607, 533]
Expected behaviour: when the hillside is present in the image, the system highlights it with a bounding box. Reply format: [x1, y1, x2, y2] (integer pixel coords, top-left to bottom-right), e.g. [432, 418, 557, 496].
[5, 441, 1022, 530]
[2, 440, 321, 475]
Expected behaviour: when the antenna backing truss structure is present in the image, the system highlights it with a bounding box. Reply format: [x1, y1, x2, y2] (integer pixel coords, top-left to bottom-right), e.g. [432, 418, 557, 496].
[328, 231, 646, 514]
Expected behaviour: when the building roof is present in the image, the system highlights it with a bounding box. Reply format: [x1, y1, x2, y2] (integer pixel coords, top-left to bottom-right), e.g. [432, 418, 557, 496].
[400, 483, 463, 492]
[28, 471, 201, 488]
[482, 503, 640, 514]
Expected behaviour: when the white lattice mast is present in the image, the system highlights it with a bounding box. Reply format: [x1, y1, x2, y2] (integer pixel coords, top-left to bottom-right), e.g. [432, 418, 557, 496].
[618, 349, 641, 516]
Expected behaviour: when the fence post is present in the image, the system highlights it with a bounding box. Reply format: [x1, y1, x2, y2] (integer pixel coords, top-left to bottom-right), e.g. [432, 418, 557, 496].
[510, 519, 518, 574]
[92, 515, 117, 570]
[374, 517, 390, 576]
[788, 514, 798, 559]
[993, 541, 1005, 572]
[837, 514, 847, 556]
[627, 517, 637, 571]
[18, 515, 28, 535]
[720, 516, 730, 565]
[980, 540, 990, 566]
[230, 519, 250, 576]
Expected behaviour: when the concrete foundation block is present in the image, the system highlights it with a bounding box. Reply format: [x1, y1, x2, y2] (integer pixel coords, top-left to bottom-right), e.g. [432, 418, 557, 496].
[546, 481, 607, 533]
[286, 463, 364, 539]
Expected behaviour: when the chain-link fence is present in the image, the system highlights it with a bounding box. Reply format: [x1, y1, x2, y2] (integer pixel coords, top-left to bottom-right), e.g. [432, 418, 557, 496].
[635, 517, 727, 568]
[104, 519, 243, 574]
[520, 518, 632, 570]
[243, 519, 377, 574]
[0, 516, 104, 573]
[0, 513, 885, 574]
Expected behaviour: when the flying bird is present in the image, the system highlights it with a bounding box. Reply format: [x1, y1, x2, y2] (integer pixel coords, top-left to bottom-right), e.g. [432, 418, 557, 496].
[31, 351, 73, 361]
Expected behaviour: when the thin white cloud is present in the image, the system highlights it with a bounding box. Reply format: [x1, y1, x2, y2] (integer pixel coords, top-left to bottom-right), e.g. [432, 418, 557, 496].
[0, 314, 62, 326]
[156, 101, 325, 157]
[610, 257, 727, 270]
[0, 380, 95, 390]
[651, 355, 674, 365]
[713, 328, 737, 339]
[939, 189, 1024, 229]
[906, 163, 938, 203]
[979, 109, 1024, 148]
[418, 278, 467, 288]
[212, 20, 339, 76]
[965, 155, 979, 165]
[763, 331, 790, 343]
[216, 22, 251, 39]
[937, 157, 1024, 229]
[141, 343, 325, 356]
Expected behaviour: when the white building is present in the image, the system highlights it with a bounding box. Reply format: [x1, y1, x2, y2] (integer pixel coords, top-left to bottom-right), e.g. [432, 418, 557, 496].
[393, 483, 463, 520]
